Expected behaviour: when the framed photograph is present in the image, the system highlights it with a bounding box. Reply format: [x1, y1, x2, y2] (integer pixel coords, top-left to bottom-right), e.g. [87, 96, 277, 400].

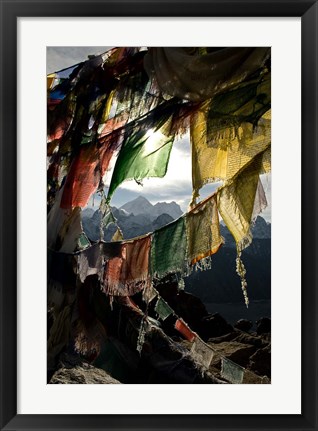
[0, 1, 317, 430]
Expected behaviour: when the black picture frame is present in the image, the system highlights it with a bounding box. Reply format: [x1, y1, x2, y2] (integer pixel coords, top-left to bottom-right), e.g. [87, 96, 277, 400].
[1, 1, 317, 430]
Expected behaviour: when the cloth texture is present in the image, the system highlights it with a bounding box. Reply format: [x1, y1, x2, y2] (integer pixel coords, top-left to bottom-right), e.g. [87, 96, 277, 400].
[221, 357, 244, 384]
[107, 116, 174, 200]
[174, 318, 196, 342]
[217, 150, 267, 251]
[191, 109, 271, 201]
[154, 297, 174, 321]
[150, 217, 187, 279]
[144, 47, 270, 102]
[191, 337, 214, 368]
[103, 235, 151, 296]
[186, 194, 223, 264]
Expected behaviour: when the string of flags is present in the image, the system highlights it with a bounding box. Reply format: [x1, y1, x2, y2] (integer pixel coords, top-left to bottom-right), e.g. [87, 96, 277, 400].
[47, 241, 249, 384]
[48, 187, 252, 306]
[47, 238, 247, 384]
[47, 46, 271, 307]
[140, 284, 245, 384]
[47, 47, 271, 382]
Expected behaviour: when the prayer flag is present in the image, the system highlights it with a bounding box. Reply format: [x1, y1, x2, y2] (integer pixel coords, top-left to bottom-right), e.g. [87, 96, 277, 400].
[107, 117, 174, 200]
[174, 318, 196, 342]
[191, 337, 214, 368]
[154, 297, 174, 321]
[221, 357, 244, 384]
[217, 150, 267, 251]
[111, 227, 124, 242]
[186, 194, 223, 265]
[142, 284, 158, 304]
[144, 47, 270, 102]
[103, 235, 151, 296]
[60, 137, 117, 210]
[191, 109, 271, 201]
[150, 217, 187, 279]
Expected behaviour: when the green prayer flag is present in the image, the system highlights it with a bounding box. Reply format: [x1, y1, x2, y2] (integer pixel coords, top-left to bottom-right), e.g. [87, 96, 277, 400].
[77, 232, 91, 250]
[154, 297, 173, 321]
[107, 119, 174, 200]
[151, 217, 187, 279]
[221, 357, 244, 384]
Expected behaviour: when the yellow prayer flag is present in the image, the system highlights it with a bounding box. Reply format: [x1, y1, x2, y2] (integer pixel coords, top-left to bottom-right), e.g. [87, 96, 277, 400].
[186, 194, 223, 265]
[191, 108, 271, 201]
[217, 150, 266, 251]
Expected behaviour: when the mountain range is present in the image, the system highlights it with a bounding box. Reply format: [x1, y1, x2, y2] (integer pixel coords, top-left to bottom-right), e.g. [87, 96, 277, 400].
[120, 196, 182, 219]
[82, 196, 183, 241]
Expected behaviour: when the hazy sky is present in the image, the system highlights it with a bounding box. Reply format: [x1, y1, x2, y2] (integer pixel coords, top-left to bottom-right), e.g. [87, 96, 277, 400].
[47, 46, 112, 73]
[47, 47, 271, 220]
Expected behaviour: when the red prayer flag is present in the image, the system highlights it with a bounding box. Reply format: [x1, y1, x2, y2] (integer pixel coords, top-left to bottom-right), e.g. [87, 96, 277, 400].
[174, 318, 196, 342]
